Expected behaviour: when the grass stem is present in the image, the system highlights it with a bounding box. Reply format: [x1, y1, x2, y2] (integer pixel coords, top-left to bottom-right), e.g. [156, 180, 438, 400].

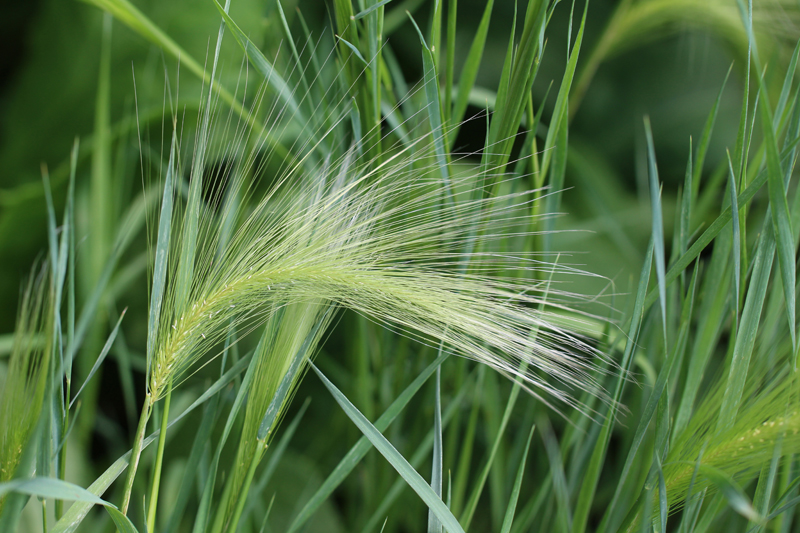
[120, 392, 153, 515]
[227, 441, 266, 533]
[146, 378, 172, 532]
[56, 378, 70, 519]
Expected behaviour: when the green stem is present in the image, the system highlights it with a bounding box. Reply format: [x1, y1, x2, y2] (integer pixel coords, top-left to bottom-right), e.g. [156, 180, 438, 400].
[146, 379, 172, 532]
[120, 393, 153, 515]
[227, 441, 266, 533]
[56, 378, 70, 519]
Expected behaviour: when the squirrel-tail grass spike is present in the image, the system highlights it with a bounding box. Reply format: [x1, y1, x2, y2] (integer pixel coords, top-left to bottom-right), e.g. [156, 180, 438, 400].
[115, 2, 615, 519]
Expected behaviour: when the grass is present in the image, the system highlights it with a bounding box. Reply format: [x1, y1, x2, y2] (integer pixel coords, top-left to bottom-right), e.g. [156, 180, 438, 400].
[0, 0, 799, 532]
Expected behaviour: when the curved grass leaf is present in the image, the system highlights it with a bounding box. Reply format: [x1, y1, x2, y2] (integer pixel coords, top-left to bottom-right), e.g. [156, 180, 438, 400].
[287, 349, 450, 532]
[311, 362, 466, 533]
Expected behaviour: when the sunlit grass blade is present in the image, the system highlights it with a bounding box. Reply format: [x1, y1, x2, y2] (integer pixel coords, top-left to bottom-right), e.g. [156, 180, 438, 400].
[80, 0, 264, 135]
[311, 362, 466, 533]
[644, 116, 667, 344]
[241, 398, 311, 527]
[700, 465, 762, 523]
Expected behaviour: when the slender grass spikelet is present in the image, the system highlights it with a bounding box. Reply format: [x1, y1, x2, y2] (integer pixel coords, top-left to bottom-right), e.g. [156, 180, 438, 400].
[0, 265, 52, 513]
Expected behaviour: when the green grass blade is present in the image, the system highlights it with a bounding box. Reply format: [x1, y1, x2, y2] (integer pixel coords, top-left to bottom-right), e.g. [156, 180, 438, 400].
[242, 398, 311, 526]
[257, 310, 331, 440]
[755, 66, 796, 357]
[146, 128, 176, 372]
[81, 0, 263, 135]
[642, 134, 800, 313]
[427, 366, 443, 533]
[0, 478, 107, 506]
[500, 425, 535, 533]
[407, 14, 452, 195]
[692, 66, 731, 198]
[699, 465, 761, 523]
[773, 39, 800, 130]
[360, 378, 471, 533]
[0, 478, 139, 532]
[540, 0, 586, 180]
[539, 415, 572, 531]
[644, 116, 667, 344]
[51, 353, 251, 533]
[69, 309, 126, 408]
[354, 0, 393, 19]
[598, 264, 698, 533]
[717, 218, 775, 433]
[677, 448, 706, 533]
[162, 395, 221, 533]
[460, 370, 524, 530]
[311, 363, 466, 533]
[444, 0, 457, 125]
[287, 349, 450, 532]
[572, 241, 653, 533]
[213, 0, 309, 137]
[655, 453, 668, 533]
[449, 0, 494, 147]
[726, 151, 741, 327]
[542, 106, 569, 252]
[192, 334, 262, 533]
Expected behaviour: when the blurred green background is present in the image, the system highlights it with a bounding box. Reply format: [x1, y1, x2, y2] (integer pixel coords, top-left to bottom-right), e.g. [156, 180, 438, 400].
[1, 1, 798, 531]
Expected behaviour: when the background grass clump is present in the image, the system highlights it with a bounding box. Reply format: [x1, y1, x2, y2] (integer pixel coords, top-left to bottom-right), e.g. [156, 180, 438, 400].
[1, 0, 800, 532]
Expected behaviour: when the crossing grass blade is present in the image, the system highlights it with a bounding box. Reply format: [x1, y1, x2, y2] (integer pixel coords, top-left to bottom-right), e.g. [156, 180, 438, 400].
[597, 264, 698, 533]
[69, 309, 126, 408]
[572, 241, 653, 533]
[311, 363, 466, 533]
[499, 425, 535, 533]
[80, 0, 263, 134]
[427, 366, 443, 533]
[360, 374, 472, 533]
[460, 369, 525, 530]
[642, 133, 800, 313]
